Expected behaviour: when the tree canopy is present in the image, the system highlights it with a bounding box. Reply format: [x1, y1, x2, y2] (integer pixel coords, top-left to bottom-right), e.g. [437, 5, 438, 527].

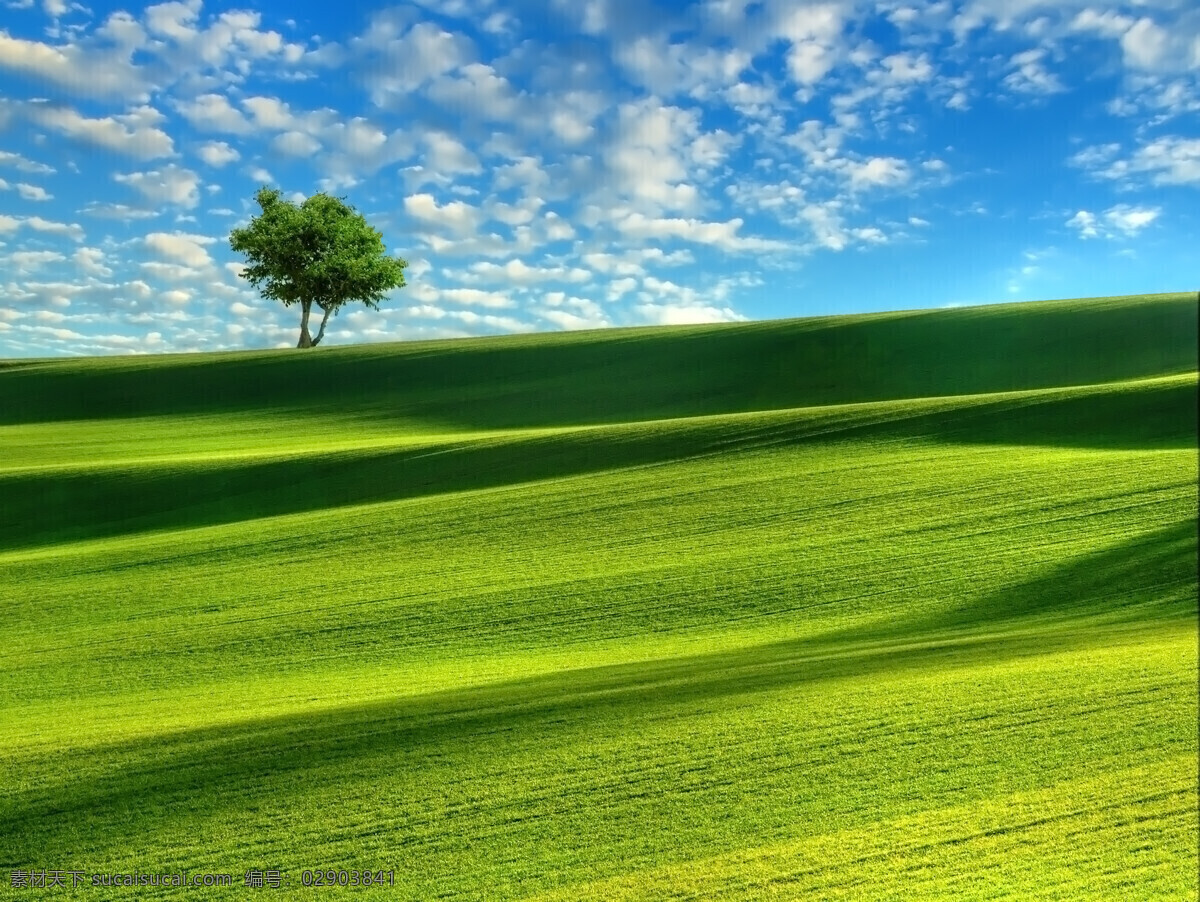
[229, 187, 408, 348]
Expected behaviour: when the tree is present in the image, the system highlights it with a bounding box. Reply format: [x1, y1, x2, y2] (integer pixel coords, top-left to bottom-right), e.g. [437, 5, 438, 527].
[229, 187, 409, 348]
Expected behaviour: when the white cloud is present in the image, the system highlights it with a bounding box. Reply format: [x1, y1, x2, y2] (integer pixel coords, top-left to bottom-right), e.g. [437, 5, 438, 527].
[173, 93, 254, 133]
[315, 118, 416, 186]
[1069, 7, 1200, 75]
[403, 193, 483, 236]
[422, 130, 482, 174]
[140, 260, 204, 281]
[1003, 48, 1065, 95]
[538, 300, 611, 330]
[799, 201, 861, 251]
[583, 253, 647, 277]
[409, 305, 533, 333]
[1125, 136, 1200, 185]
[136, 0, 305, 78]
[0, 27, 147, 100]
[420, 232, 519, 258]
[27, 103, 174, 158]
[143, 231, 217, 267]
[467, 258, 591, 284]
[438, 287, 517, 309]
[606, 277, 638, 301]
[545, 92, 607, 145]
[1069, 142, 1121, 170]
[114, 164, 201, 207]
[541, 212, 576, 242]
[359, 20, 476, 105]
[1121, 17, 1171, 70]
[241, 95, 305, 131]
[481, 11, 512, 34]
[615, 36, 751, 97]
[124, 279, 153, 299]
[614, 212, 790, 252]
[9, 250, 66, 271]
[1067, 204, 1160, 239]
[79, 202, 158, 220]
[426, 62, 524, 122]
[272, 130, 322, 156]
[848, 156, 910, 189]
[73, 246, 112, 276]
[1102, 205, 1160, 235]
[15, 182, 52, 201]
[0, 214, 85, 241]
[1069, 9, 1133, 40]
[777, 4, 845, 86]
[604, 98, 709, 214]
[1066, 210, 1099, 238]
[635, 300, 748, 326]
[196, 140, 240, 167]
[879, 52, 934, 83]
[144, 0, 202, 42]
[1074, 135, 1200, 186]
[483, 198, 540, 226]
[161, 289, 191, 306]
[0, 150, 55, 174]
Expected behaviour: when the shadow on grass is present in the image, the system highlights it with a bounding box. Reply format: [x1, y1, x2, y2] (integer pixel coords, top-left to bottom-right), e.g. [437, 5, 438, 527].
[4, 517, 1193, 865]
[833, 518, 1199, 645]
[2, 378, 1194, 552]
[0, 613, 1161, 868]
[915, 378, 1198, 451]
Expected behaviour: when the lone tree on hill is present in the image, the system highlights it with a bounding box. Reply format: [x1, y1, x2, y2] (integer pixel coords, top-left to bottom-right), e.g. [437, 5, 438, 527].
[229, 187, 408, 348]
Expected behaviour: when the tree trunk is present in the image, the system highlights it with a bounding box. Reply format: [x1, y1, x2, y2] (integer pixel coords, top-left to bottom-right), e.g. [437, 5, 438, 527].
[311, 304, 334, 347]
[297, 299, 313, 348]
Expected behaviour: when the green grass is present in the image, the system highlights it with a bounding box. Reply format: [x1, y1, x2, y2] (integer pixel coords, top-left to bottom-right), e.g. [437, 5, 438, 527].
[1, 291, 1197, 899]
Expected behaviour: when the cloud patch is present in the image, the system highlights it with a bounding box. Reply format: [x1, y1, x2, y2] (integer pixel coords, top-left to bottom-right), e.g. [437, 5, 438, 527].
[27, 103, 175, 158]
[1066, 205, 1160, 239]
[114, 164, 202, 208]
[143, 231, 217, 267]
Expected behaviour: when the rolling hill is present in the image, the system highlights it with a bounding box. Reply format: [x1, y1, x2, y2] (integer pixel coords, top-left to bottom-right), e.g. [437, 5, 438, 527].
[1, 290, 1196, 900]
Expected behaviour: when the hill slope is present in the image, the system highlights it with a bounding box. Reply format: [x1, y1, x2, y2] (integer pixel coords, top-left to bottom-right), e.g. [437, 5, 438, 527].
[1, 291, 1196, 900]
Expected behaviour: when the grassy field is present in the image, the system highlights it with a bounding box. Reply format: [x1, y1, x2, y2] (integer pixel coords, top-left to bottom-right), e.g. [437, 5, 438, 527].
[1, 291, 1196, 899]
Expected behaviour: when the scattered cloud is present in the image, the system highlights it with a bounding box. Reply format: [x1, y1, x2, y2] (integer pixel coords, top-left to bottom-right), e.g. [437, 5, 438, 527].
[403, 193, 483, 236]
[613, 212, 790, 252]
[1003, 48, 1066, 95]
[1072, 135, 1200, 187]
[355, 19, 476, 106]
[847, 156, 911, 190]
[173, 93, 254, 133]
[467, 258, 591, 284]
[0, 213, 85, 241]
[438, 287, 517, 309]
[15, 182, 52, 201]
[1066, 204, 1160, 239]
[195, 141, 240, 167]
[0, 150, 56, 174]
[114, 164, 202, 208]
[634, 301, 748, 326]
[143, 231, 218, 267]
[26, 103, 175, 158]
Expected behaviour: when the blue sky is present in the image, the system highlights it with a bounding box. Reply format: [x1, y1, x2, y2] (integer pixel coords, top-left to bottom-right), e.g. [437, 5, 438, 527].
[0, 0, 1196, 356]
